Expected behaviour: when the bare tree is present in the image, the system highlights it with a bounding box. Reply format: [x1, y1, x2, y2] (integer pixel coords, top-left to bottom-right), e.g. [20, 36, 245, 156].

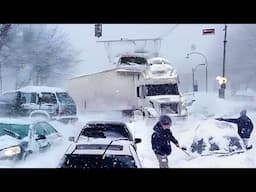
[0, 24, 81, 90]
[0, 24, 12, 93]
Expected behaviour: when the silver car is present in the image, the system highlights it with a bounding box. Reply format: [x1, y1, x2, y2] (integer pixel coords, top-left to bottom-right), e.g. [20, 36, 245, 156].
[0, 118, 62, 160]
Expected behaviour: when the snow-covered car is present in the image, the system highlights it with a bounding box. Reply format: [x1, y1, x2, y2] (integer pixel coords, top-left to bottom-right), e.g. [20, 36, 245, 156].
[58, 138, 142, 168]
[0, 118, 62, 160]
[190, 119, 244, 156]
[0, 86, 78, 123]
[69, 120, 142, 150]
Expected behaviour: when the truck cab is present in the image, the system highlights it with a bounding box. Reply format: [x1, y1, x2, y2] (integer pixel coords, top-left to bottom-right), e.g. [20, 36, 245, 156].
[136, 57, 189, 120]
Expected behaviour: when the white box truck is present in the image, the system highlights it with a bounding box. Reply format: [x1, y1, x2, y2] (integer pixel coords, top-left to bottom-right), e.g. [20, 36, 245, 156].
[68, 55, 190, 120]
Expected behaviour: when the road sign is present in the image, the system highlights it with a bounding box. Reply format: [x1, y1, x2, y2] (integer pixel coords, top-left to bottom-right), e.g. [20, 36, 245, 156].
[95, 24, 102, 38]
[202, 28, 215, 35]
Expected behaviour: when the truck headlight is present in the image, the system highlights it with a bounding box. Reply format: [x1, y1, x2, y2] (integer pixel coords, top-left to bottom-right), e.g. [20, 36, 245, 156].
[0, 146, 21, 157]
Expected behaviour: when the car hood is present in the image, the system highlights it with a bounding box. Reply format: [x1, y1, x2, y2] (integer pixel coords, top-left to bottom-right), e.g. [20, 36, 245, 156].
[0, 135, 20, 150]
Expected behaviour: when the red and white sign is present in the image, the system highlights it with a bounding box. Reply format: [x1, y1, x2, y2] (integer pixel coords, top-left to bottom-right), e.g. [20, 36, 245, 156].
[202, 28, 215, 35]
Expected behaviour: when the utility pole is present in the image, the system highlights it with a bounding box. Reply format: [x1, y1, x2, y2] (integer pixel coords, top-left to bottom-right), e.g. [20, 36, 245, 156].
[219, 24, 228, 99]
[223, 24, 227, 78]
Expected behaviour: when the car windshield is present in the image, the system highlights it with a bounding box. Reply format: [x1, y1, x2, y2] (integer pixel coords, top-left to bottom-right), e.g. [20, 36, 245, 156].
[0, 123, 29, 139]
[191, 136, 243, 155]
[56, 92, 75, 105]
[80, 124, 132, 140]
[60, 154, 137, 168]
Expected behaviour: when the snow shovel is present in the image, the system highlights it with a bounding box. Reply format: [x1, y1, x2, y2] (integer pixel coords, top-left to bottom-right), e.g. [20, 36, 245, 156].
[177, 146, 197, 161]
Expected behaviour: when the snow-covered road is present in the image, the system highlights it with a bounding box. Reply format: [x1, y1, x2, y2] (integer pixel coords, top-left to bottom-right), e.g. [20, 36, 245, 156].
[1, 92, 256, 168]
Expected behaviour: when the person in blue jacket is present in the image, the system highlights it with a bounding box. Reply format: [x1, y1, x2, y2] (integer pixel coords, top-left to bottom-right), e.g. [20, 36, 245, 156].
[151, 115, 185, 168]
[215, 109, 253, 150]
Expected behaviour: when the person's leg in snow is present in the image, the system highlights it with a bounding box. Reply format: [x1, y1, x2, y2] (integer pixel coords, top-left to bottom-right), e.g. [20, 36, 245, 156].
[156, 154, 169, 168]
[242, 138, 252, 150]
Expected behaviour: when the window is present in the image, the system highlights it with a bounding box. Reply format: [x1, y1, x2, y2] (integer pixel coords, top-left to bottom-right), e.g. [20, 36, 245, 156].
[136, 87, 140, 97]
[0, 123, 29, 139]
[56, 92, 75, 105]
[40, 92, 57, 104]
[145, 83, 179, 96]
[34, 123, 48, 136]
[60, 154, 137, 168]
[81, 123, 132, 140]
[119, 56, 147, 65]
[20, 92, 37, 104]
[40, 122, 57, 135]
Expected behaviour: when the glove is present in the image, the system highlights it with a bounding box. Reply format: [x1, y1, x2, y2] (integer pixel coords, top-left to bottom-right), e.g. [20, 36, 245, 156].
[176, 143, 180, 148]
[181, 147, 187, 151]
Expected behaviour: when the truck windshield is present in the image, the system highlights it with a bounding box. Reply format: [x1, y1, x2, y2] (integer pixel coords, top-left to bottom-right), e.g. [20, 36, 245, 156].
[56, 92, 75, 105]
[145, 84, 179, 96]
[60, 154, 137, 168]
[120, 56, 147, 65]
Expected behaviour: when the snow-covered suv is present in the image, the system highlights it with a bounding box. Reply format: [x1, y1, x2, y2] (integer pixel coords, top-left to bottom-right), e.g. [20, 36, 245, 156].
[0, 86, 78, 123]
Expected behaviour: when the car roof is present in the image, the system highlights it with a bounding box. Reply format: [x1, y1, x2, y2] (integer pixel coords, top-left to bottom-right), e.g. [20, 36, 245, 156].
[17, 86, 65, 93]
[194, 119, 239, 140]
[66, 138, 134, 156]
[85, 120, 128, 126]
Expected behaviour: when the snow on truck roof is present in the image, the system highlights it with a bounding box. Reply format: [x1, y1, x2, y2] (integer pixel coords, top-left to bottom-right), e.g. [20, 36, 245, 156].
[18, 86, 66, 93]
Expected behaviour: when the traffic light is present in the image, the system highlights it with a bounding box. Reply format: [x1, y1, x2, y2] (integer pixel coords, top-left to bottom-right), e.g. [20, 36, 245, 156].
[95, 24, 102, 38]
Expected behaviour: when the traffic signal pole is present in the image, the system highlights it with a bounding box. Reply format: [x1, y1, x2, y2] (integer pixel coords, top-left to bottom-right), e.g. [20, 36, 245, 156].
[219, 24, 227, 99]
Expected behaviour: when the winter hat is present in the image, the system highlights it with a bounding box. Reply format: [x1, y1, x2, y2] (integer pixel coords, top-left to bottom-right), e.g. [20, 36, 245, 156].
[159, 115, 172, 126]
[240, 109, 247, 116]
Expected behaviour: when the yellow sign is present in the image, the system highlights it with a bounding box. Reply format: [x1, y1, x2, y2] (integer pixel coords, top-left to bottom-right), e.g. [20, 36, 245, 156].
[216, 76, 227, 85]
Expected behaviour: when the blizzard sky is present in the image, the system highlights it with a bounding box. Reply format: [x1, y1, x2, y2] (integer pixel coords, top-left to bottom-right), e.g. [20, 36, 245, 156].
[57, 24, 254, 72]
[58, 24, 228, 75]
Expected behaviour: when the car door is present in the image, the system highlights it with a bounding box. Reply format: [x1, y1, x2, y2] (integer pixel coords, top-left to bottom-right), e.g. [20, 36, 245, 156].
[33, 122, 49, 149]
[40, 122, 62, 145]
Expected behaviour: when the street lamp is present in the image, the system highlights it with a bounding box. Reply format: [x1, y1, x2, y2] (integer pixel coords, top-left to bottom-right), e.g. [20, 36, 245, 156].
[186, 52, 208, 93]
[192, 64, 206, 95]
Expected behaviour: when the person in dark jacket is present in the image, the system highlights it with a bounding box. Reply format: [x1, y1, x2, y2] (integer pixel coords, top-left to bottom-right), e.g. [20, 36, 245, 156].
[151, 115, 182, 168]
[215, 109, 253, 150]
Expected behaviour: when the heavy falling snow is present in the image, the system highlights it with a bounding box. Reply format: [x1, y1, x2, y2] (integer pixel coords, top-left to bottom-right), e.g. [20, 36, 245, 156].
[0, 92, 255, 168]
[1, 24, 256, 168]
